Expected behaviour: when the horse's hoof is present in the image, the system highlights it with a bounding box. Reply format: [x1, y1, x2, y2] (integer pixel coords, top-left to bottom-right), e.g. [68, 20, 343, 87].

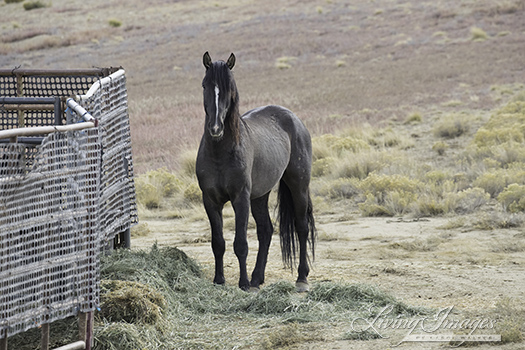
[295, 281, 309, 293]
[249, 286, 260, 293]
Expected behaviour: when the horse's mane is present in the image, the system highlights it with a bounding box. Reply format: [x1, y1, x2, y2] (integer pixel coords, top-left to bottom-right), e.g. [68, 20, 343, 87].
[204, 61, 240, 144]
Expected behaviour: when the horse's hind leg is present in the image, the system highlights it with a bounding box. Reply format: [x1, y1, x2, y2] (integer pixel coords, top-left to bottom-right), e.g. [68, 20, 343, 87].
[293, 190, 312, 292]
[250, 192, 273, 290]
[282, 173, 315, 293]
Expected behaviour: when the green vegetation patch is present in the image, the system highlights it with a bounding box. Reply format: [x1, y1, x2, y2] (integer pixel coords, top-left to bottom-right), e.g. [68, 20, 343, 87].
[497, 184, 525, 212]
[433, 114, 470, 138]
[358, 174, 421, 216]
[474, 99, 525, 148]
[313, 133, 370, 160]
[470, 27, 488, 41]
[469, 94, 525, 208]
[473, 167, 525, 198]
[108, 19, 122, 28]
[472, 95, 525, 148]
[23, 0, 48, 10]
[134, 167, 200, 211]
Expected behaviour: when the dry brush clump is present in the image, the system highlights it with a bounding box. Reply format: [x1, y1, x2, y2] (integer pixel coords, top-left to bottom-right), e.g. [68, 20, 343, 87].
[310, 127, 490, 218]
[309, 90, 525, 220]
[491, 298, 525, 344]
[467, 92, 525, 212]
[497, 184, 525, 212]
[358, 173, 421, 217]
[134, 167, 201, 217]
[473, 212, 525, 230]
[311, 126, 412, 181]
[433, 113, 471, 139]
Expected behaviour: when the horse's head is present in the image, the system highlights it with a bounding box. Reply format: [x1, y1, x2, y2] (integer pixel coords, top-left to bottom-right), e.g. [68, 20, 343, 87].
[202, 52, 237, 140]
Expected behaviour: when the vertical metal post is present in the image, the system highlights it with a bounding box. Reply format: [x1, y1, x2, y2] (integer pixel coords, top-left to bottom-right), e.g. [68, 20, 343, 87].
[41, 323, 50, 350]
[15, 73, 23, 97]
[118, 156, 131, 249]
[79, 312, 87, 344]
[79, 312, 94, 350]
[54, 97, 62, 125]
[85, 312, 93, 350]
[0, 329, 7, 350]
[16, 73, 25, 127]
[119, 229, 131, 249]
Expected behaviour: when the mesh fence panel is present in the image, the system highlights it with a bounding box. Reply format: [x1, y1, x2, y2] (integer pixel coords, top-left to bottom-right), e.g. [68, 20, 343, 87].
[21, 76, 98, 98]
[0, 68, 137, 338]
[0, 109, 19, 130]
[0, 71, 104, 128]
[0, 104, 58, 131]
[73, 71, 138, 240]
[0, 129, 100, 337]
[0, 75, 17, 97]
[0, 70, 108, 98]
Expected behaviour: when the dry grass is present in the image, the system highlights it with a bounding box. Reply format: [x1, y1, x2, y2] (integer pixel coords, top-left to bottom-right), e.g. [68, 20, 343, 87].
[390, 235, 444, 252]
[127, 87, 525, 258]
[131, 86, 525, 221]
[492, 298, 525, 344]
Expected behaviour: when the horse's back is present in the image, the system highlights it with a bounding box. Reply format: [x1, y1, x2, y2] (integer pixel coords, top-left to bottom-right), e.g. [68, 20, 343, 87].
[242, 105, 307, 135]
[242, 105, 312, 198]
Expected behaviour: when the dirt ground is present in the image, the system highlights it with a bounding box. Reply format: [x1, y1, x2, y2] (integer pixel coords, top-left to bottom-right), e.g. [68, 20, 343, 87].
[134, 214, 525, 311]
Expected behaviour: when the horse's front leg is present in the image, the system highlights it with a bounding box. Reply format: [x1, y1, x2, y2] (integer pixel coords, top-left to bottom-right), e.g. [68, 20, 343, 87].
[203, 197, 225, 285]
[232, 189, 251, 290]
[250, 192, 272, 290]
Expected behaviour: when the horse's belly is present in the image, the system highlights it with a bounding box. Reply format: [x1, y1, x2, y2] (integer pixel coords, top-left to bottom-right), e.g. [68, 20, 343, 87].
[250, 136, 290, 199]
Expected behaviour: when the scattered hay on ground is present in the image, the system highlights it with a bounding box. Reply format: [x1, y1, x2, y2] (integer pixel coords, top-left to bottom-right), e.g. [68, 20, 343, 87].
[92, 245, 428, 349]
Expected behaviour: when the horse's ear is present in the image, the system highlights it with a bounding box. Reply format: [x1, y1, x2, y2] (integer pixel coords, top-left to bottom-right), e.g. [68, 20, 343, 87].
[203, 51, 212, 70]
[226, 53, 236, 70]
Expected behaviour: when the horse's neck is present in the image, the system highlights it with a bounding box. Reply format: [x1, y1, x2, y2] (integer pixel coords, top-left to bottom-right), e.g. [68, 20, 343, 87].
[227, 103, 241, 144]
[222, 107, 241, 144]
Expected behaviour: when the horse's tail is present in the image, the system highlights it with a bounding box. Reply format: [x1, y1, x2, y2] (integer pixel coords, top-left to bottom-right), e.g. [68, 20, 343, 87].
[278, 180, 316, 269]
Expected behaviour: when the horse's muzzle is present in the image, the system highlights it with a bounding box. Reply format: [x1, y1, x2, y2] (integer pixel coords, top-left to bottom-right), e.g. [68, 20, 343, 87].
[208, 123, 224, 139]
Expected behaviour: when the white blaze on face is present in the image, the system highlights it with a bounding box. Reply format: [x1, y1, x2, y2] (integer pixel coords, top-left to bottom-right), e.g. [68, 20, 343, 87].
[214, 85, 220, 128]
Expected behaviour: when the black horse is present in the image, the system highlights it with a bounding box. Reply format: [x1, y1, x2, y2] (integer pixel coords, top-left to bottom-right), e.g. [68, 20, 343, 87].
[196, 52, 316, 292]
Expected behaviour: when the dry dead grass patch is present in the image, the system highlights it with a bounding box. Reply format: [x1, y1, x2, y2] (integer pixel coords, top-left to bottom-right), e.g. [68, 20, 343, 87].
[133, 87, 525, 224]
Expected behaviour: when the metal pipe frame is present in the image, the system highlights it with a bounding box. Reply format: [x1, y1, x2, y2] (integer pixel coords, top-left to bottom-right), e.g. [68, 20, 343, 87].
[0, 68, 119, 77]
